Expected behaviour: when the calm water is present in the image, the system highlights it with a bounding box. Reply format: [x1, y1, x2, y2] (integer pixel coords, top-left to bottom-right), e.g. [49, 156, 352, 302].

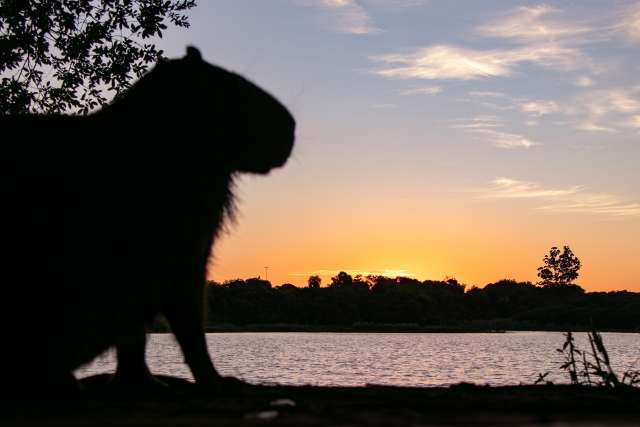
[76, 332, 640, 387]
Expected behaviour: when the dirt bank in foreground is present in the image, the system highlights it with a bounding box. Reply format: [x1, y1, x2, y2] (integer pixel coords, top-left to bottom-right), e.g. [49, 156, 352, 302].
[2, 375, 640, 426]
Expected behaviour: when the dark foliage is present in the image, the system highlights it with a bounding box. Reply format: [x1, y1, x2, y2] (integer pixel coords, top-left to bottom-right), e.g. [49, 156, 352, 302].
[0, 0, 195, 114]
[202, 273, 640, 331]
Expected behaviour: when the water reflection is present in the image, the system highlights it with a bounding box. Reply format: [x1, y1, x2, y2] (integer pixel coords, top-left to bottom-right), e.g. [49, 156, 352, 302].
[76, 332, 640, 387]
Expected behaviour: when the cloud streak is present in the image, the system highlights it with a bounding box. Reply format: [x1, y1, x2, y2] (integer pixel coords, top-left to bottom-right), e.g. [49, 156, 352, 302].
[569, 89, 640, 132]
[400, 85, 442, 96]
[483, 178, 640, 218]
[574, 76, 595, 87]
[622, 2, 640, 43]
[452, 115, 504, 129]
[454, 117, 538, 149]
[518, 100, 561, 116]
[486, 178, 582, 199]
[300, 0, 380, 34]
[474, 129, 539, 149]
[468, 91, 508, 98]
[476, 4, 593, 43]
[476, 2, 640, 47]
[371, 43, 584, 81]
[464, 86, 640, 134]
[625, 115, 640, 129]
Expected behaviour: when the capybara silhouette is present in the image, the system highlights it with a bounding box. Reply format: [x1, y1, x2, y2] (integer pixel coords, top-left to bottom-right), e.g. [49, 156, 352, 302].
[0, 46, 295, 393]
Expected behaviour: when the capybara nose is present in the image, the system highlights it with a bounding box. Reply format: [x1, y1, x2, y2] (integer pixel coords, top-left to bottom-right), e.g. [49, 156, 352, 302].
[273, 109, 295, 168]
[283, 110, 296, 153]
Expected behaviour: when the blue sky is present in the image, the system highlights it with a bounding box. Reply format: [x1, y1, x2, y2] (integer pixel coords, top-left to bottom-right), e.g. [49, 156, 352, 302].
[157, 1, 640, 290]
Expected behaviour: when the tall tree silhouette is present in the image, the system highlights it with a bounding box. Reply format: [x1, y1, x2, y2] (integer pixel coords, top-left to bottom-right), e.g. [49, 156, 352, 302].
[0, 0, 195, 114]
[537, 246, 581, 287]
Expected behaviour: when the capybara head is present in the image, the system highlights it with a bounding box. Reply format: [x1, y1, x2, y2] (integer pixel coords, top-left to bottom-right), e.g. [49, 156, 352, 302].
[127, 46, 295, 174]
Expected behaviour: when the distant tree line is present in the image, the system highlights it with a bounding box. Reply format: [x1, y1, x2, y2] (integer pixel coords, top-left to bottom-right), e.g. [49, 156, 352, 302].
[192, 273, 639, 332]
[175, 247, 636, 332]
[150, 246, 636, 332]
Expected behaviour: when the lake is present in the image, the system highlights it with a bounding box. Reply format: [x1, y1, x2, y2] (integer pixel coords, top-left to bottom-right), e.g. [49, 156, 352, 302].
[76, 331, 640, 387]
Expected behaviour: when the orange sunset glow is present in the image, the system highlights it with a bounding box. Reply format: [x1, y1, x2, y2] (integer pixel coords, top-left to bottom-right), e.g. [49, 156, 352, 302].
[208, 170, 640, 292]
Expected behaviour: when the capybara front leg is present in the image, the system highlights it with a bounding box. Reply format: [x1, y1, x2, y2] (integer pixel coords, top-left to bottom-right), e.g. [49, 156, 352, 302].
[163, 280, 221, 385]
[112, 323, 167, 391]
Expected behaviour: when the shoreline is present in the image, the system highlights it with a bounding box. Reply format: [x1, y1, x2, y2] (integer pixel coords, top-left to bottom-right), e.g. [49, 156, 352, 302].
[195, 325, 640, 334]
[4, 376, 640, 426]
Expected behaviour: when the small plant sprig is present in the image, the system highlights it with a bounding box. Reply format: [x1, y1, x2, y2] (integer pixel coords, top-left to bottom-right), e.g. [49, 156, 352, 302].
[586, 330, 620, 387]
[559, 331, 581, 385]
[544, 330, 640, 388]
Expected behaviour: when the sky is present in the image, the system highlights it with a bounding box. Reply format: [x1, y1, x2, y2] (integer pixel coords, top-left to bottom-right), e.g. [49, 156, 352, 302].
[157, 0, 639, 291]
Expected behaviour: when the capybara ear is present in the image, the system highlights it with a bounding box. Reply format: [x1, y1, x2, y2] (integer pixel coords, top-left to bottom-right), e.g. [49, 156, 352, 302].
[185, 46, 202, 61]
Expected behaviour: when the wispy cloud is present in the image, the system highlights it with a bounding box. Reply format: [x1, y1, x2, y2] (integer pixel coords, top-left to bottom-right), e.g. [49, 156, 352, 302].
[518, 100, 561, 116]
[477, 1, 640, 47]
[468, 91, 508, 98]
[400, 85, 442, 96]
[574, 76, 595, 87]
[465, 92, 514, 111]
[464, 85, 640, 134]
[483, 178, 640, 218]
[576, 121, 616, 133]
[486, 178, 582, 199]
[452, 115, 504, 129]
[467, 91, 564, 118]
[476, 5, 593, 43]
[569, 88, 640, 132]
[625, 115, 640, 129]
[583, 90, 640, 116]
[454, 117, 538, 149]
[371, 43, 584, 81]
[473, 129, 539, 149]
[299, 0, 380, 34]
[298, 0, 431, 35]
[621, 2, 640, 43]
[541, 196, 640, 218]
